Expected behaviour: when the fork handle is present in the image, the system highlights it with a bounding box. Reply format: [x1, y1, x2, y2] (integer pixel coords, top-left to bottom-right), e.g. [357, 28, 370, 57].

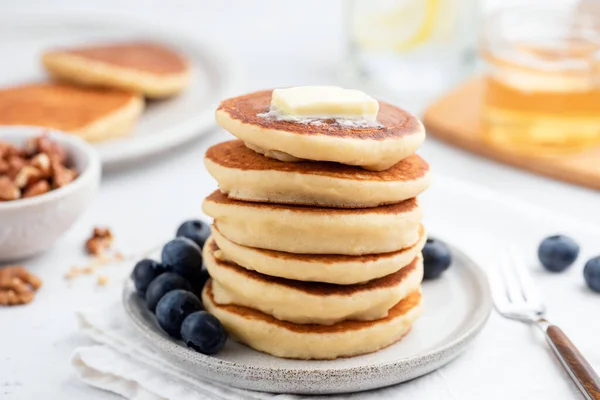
[544, 324, 600, 400]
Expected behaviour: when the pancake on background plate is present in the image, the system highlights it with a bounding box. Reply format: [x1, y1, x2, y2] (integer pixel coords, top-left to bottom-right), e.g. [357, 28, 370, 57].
[42, 42, 190, 98]
[0, 82, 143, 142]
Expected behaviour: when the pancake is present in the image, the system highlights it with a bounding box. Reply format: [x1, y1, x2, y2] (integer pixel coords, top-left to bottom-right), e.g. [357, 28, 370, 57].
[205, 140, 432, 208]
[215, 90, 426, 171]
[0, 83, 143, 142]
[42, 42, 190, 98]
[205, 239, 423, 325]
[211, 224, 426, 284]
[202, 280, 423, 359]
[202, 190, 422, 255]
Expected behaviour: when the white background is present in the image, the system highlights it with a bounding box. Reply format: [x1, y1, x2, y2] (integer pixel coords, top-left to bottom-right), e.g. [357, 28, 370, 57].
[1, 1, 599, 399]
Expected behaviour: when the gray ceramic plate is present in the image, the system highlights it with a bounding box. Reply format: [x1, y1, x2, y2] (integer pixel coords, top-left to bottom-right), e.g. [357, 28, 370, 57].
[123, 244, 492, 395]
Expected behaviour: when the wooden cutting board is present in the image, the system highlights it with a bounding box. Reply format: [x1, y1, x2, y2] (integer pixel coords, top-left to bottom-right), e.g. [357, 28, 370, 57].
[422, 78, 600, 190]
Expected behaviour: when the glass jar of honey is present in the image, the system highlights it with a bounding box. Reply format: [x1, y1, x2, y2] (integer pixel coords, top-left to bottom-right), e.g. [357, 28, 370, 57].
[481, 7, 600, 154]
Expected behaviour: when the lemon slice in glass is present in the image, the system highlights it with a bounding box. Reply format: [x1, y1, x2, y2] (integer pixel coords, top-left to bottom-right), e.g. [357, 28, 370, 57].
[352, 0, 446, 52]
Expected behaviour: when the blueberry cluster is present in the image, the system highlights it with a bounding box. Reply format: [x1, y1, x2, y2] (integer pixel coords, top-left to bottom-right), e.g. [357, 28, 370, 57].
[131, 220, 227, 355]
[538, 234, 600, 292]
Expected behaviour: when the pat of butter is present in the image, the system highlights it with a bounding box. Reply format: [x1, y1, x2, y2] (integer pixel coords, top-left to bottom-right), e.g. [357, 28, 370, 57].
[271, 86, 379, 121]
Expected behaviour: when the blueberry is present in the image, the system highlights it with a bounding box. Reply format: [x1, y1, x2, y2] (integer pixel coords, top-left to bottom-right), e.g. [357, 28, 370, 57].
[191, 268, 210, 295]
[176, 220, 211, 250]
[162, 237, 203, 282]
[422, 238, 452, 280]
[145, 272, 191, 312]
[156, 290, 203, 338]
[131, 259, 167, 295]
[538, 235, 579, 272]
[181, 311, 228, 355]
[584, 257, 600, 292]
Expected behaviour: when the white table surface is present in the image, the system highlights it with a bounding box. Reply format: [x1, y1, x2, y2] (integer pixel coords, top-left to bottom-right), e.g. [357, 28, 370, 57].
[2, 1, 599, 399]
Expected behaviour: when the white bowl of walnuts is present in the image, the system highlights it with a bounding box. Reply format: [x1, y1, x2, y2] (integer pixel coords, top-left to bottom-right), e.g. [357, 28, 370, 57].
[0, 126, 101, 261]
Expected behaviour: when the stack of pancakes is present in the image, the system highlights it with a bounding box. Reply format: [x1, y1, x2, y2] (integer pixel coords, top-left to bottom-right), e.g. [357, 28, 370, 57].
[201, 90, 431, 360]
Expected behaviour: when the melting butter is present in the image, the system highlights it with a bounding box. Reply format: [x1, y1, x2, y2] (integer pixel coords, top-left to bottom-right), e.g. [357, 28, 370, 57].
[267, 86, 380, 123]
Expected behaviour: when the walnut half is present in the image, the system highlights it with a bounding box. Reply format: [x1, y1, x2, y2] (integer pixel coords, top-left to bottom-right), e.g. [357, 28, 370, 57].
[0, 176, 20, 201]
[85, 227, 114, 256]
[0, 266, 42, 306]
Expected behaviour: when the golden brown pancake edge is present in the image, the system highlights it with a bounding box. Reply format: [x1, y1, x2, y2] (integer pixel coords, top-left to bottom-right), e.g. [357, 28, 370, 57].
[208, 239, 420, 295]
[206, 140, 430, 182]
[46, 42, 188, 75]
[211, 224, 425, 264]
[205, 190, 418, 215]
[0, 82, 138, 131]
[204, 280, 422, 334]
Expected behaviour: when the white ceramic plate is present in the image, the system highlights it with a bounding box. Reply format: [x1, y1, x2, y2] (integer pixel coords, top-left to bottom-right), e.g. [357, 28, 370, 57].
[0, 15, 242, 169]
[122, 244, 492, 395]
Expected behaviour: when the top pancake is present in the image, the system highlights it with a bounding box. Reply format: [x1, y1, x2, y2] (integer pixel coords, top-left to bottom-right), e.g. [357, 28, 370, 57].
[217, 90, 420, 140]
[0, 82, 140, 132]
[215, 89, 426, 171]
[206, 140, 429, 181]
[44, 42, 188, 75]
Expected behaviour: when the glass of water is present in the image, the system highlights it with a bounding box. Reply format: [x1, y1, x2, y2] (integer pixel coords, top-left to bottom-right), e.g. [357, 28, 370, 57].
[345, 0, 479, 105]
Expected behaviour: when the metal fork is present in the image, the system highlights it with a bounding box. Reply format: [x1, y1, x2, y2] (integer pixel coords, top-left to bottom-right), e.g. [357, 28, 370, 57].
[491, 246, 600, 400]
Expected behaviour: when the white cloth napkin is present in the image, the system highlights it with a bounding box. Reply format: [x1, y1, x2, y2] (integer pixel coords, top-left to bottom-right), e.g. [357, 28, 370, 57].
[71, 290, 589, 400]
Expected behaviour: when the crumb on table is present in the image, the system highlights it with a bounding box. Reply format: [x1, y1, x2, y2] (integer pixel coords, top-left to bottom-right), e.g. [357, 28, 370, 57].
[97, 275, 109, 286]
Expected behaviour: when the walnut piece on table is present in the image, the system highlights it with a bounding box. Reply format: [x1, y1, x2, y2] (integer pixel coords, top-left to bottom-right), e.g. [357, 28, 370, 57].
[65, 227, 125, 286]
[0, 266, 42, 306]
[85, 227, 114, 256]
